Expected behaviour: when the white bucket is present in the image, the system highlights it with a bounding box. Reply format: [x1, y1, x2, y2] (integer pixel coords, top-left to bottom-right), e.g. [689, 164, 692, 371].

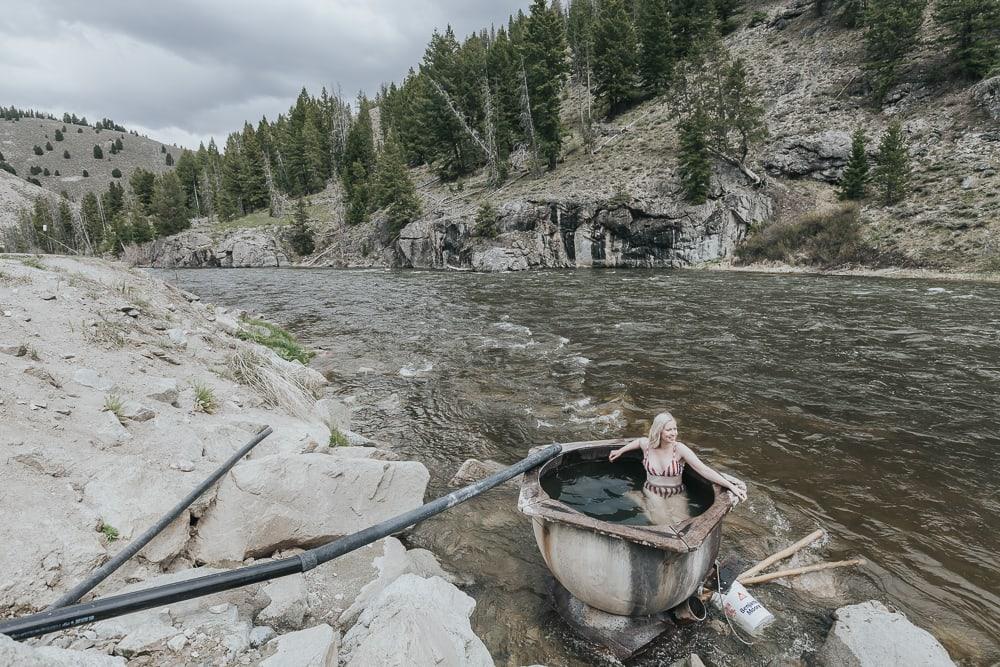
[711, 581, 775, 636]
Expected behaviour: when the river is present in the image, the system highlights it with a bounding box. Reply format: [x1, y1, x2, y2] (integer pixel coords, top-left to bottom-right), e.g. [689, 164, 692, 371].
[156, 267, 1000, 665]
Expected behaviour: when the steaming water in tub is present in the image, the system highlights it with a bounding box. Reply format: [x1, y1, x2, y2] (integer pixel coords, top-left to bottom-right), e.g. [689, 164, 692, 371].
[540, 459, 713, 526]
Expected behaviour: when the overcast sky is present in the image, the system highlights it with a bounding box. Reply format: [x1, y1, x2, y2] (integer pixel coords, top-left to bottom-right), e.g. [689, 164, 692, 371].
[0, 0, 528, 150]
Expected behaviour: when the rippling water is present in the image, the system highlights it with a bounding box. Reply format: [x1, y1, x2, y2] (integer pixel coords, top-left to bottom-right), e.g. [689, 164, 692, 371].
[156, 268, 1000, 665]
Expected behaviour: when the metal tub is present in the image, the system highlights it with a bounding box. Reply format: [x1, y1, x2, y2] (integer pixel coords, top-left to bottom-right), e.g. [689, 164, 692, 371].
[518, 439, 734, 616]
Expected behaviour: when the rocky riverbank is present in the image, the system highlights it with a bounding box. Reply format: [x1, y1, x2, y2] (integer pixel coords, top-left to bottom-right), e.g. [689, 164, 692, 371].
[0, 255, 492, 665]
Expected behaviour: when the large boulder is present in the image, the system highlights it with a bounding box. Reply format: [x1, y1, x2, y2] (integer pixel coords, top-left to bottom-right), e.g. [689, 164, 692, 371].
[763, 130, 853, 182]
[0, 634, 125, 667]
[340, 537, 465, 628]
[971, 76, 1000, 122]
[340, 574, 493, 667]
[82, 462, 192, 563]
[816, 600, 955, 667]
[191, 454, 429, 563]
[260, 624, 339, 667]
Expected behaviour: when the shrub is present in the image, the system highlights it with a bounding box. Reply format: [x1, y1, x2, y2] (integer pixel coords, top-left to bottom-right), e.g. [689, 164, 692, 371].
[27, 177, 41, 186]
[103, 394, 125, 422]
[329, 427, 349, 447]
[82, 169, 89, 177]
[192, 382, 219, 414]
[736, 204, 872, 268]
[42, 167, 50, 176]
[111, 168, 122, 178]
[100, 523, 120, 542]
[77, 128, 83, 133]
[0, 163, 15, 175]
[236, 316, 314, 364]
[29, 165, 42, 175]
[55, 128, 64, 140]
[63, 149, 70, 159]
[93, 145, 103, 159]
[749, 10, 768, 26]
[165, 152, 174, 166]
[53, 170, 59, 176]
[160, 145, 166, 153]
[475, 201, 499, 238]
[33, 145, 43, 156]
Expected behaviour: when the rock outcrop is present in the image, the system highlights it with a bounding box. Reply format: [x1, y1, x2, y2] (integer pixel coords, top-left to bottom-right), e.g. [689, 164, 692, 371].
[191, 453, 430, 562]
[397, 192, 771, 272]
[971, 76, 1000, 123]
[340, 574, 493, 667]
[125, 227, 290, 268]
[763, 130, 853, 182]
[0, 634, 125, 667]
[816, 600, 955, 667]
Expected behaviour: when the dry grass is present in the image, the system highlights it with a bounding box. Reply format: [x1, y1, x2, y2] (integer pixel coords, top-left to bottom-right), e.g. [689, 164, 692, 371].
[226, 345, 322, 419]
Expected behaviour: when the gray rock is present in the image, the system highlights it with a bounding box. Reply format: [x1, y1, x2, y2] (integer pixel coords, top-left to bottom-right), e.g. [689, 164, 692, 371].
[119, 399, 156, 422]
[0, 343, 27, 356]
[341, 574, 492, 667]
[450, 458, 519, 488]
[261, 624, 339, 667]
[971, 75, 1000, 122]
[960, 176, 976, 190]
[250, 625, 278, 648]
[191, 454, 429, 563]
[340, 537, 465, 628]
[171, 459, 196, 472]
[74, 368, 114, 391]
[816, 600, 955, 667]
[146, 377, 179, 405]
[0, 634, 126, 666]
[166, 328, 188, 347]
[96, 410, 131, 445]
[256, 575, 309, 631]
[314, 397, 351, 432]
[764, 130, 853, 181]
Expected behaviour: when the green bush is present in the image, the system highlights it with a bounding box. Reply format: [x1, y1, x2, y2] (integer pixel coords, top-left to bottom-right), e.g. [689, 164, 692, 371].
[42, 167, 50, 176]
[29, 165, 42, 175]
[33, 145, 43, 156]
[236, 316, 314, 364]
[736, 204, 873, 268]
[63, 149, 70, 159]
[475, 201, 499, 238]
[329, 427, 349, 447]
[82, 169, 89, 177]
[111, 168, 122, 178]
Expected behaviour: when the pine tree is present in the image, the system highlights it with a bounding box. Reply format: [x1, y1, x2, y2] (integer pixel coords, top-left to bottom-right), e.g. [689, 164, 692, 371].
[101, 182, 125, 220]
[63, 149, 70, 159]
[165, 152, 174, 166]
[81, 192, 103, 248]
[345, 161, 370, 225]
[93, 144, 103, 159]
[638, 0, 674, 95]
[288, 199, 315, 255]
[373, 136, 422, 237]
[672, 0, 718, 58]
[713, 57, 768, 163]
[593, 0, 640, 114]
[217, 133, 246, 220]
[239, 125, 270, 211]
[54, 129, 64, 141]
[677, 109, 712, 204]
[341, 101, 376, 217]
[522, 0, 570, 169]
[838, 127, 870, 200]
[934, 0, 1000, 80]
[151, 171, 190, 235]
[872, 120, 911, 204]
[567, 0, 597, 82]
[129, 168, 156, 214]
[863, 0, 928, 104]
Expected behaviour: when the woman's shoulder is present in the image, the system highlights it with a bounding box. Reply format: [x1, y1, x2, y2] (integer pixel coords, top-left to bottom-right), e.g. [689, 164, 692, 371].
[635, 437, 650, 448]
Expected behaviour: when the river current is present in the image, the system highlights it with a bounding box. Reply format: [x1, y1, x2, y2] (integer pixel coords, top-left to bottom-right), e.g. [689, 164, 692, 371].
[156, 268, 1000, 665]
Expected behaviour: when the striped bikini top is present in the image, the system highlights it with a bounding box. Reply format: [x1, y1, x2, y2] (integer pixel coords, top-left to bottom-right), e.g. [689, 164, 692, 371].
[643, 447, 684, 479]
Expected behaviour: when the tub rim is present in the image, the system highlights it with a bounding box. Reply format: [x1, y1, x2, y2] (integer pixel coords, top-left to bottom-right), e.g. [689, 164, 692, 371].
[518, 439, 734, 553]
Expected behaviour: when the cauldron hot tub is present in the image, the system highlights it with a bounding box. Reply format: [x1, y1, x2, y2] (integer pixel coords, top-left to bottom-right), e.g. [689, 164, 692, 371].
[518, 439, 735, 616]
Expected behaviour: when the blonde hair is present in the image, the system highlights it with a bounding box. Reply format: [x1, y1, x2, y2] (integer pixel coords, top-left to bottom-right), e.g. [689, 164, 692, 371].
[647, 412, 676, 449]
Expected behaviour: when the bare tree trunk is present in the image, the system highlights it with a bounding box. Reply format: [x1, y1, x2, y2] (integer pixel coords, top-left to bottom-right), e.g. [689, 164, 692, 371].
[428, 77, 494, 168]
[519, 58, 540, 175]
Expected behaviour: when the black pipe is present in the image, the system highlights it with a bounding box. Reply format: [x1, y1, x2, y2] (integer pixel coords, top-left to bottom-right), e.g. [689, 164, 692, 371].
[1, 443, 562, 641]
[46, 426, 273, 610]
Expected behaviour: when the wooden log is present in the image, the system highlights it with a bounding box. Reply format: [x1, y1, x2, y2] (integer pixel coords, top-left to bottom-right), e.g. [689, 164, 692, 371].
[739, 529, 825, 580]
[739, 558, 865, 586]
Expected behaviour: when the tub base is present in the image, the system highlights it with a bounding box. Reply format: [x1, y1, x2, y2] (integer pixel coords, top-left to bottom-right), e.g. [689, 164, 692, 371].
[550, 577, 672, 661]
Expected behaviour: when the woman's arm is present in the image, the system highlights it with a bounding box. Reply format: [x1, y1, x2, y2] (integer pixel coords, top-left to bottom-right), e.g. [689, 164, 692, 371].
[609, 438, 644, 462]
[677, 443, 747, 501]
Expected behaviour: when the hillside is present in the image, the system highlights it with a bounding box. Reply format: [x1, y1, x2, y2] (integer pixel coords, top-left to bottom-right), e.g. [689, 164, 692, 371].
[0, 116, 179, 209]
[134, 0, 1000, 275]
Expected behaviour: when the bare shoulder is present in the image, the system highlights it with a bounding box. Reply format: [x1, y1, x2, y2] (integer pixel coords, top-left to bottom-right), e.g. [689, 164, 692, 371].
[676, 442, 697, 458]
[635, 437, 650, 449]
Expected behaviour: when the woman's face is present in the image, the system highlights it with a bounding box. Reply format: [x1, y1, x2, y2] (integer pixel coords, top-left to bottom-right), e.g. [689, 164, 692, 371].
[659, 419, 678, 446]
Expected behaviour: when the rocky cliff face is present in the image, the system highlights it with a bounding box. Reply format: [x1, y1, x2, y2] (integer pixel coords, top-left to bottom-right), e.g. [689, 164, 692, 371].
[125, 227, 289, 268]
[397, 190, 771, 272]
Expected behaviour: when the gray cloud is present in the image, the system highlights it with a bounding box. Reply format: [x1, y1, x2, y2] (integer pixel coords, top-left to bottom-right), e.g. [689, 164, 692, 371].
[0, 1, 528, 148]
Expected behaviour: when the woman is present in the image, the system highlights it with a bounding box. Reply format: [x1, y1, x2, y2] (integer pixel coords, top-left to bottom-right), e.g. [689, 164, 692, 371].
[610, 412, 747, 524]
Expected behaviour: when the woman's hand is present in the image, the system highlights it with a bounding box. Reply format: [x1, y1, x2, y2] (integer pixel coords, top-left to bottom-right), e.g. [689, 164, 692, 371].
[609, 448, 624, 462]
[721, 473, 748, 502]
